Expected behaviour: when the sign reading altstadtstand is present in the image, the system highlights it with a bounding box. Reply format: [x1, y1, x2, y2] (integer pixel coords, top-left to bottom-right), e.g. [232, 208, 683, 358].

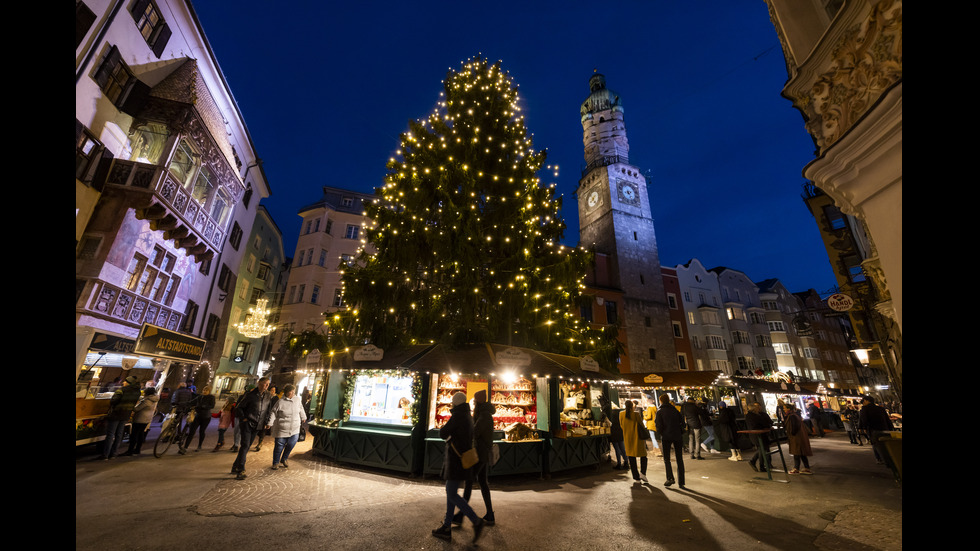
[134, 324, 206, 362]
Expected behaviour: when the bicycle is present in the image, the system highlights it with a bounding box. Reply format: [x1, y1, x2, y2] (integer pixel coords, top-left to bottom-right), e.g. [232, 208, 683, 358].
[153, 408, 195, 458]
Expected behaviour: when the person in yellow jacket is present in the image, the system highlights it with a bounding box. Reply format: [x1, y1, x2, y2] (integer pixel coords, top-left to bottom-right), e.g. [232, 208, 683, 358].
[620, 400, 649, 483]
[642, 400, 663, 457]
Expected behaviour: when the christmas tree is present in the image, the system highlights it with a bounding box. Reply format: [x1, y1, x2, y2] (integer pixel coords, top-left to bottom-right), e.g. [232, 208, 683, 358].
[338, 56, 619, 363]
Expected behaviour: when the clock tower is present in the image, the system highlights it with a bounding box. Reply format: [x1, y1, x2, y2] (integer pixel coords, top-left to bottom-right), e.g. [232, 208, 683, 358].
[576, 72, 676, 373]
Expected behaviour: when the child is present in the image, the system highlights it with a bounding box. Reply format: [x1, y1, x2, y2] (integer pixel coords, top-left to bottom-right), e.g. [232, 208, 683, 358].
[213, 399, 236, 452]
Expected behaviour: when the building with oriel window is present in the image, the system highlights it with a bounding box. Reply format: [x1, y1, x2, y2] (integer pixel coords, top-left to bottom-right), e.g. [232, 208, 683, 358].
[765, 0, 902, 333]
[75, 0, 271, 397]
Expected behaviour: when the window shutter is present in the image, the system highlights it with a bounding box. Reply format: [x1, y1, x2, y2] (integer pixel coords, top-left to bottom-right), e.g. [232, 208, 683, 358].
[93, 45, 121, 90]
[151, 23, 171, 57]
[130, 0, 150, 20]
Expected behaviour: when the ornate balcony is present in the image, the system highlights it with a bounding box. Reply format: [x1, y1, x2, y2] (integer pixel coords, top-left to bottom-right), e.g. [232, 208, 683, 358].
[106, 159, 225, 263]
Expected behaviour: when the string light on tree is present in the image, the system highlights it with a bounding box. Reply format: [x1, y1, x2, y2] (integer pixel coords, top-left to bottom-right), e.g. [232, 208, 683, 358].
[338, 56, 619, 363]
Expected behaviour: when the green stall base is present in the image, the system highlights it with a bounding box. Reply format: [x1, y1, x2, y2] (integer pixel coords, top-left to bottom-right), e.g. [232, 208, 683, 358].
[547, 434, 608, 474]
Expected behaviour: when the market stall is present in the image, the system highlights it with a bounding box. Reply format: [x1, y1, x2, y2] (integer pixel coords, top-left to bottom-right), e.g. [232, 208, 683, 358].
[730, 376, 837, 435]
[613, 371, 742, 451]
[307, 344, 433, 473]
[76, 327, 205, 446]
[416, 344, 619, 478]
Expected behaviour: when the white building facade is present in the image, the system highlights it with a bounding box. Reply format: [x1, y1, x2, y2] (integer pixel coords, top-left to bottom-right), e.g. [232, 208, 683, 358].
[75, 0, 270, 390]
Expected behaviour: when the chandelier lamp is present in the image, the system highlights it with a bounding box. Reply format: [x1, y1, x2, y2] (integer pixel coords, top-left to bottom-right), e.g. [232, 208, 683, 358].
[234, 298, 276, 338]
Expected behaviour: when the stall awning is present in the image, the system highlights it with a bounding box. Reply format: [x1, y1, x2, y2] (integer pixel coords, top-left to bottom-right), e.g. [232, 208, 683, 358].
[730, 376, 823, 395]
[361, 342, 606, 380]
[617, 370, 730, 389]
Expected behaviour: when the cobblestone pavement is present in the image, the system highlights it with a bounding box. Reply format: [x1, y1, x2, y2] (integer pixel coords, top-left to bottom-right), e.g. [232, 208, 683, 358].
[192, 455, 445, 517]
[77, 424, 901, 551]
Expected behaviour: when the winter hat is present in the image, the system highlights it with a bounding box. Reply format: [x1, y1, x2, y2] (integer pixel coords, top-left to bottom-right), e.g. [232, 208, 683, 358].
[124, 375, 138, 386]
[452, 391, 467, 406]
[474, 390, 487, 403]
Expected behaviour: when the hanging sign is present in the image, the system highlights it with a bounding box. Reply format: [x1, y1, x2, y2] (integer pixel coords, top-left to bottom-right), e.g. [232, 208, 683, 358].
[134, 324, 206, 362]
[827, 293, 855, 312]
[353, 344, 384, 362]
[496, 347, 532, 367]
[643, 374, 664, 384]
[580, 355, 599, 372]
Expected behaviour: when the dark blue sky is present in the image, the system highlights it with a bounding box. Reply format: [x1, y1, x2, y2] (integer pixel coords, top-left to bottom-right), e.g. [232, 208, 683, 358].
[194, 1, 836, 295]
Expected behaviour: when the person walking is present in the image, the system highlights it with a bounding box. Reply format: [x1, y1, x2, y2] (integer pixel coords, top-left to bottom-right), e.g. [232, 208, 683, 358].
[181, 385, 216, 453]
[681, 397, 704, 460]
[698, 399, 719, 454]
[231, 378, 273, 480]
[606, 401, 627, 469]
[254, 385, 279, 452]
[432, 392, 485, 544]
[642, 399, 663, 458]
[745, 402, 773, 472]
[655, 393, 685, 489]
[122, 386, 158, 456]
[807, 400, 826, 438]
[842, 404, 863, 445]
[858, 396, 894, 465]
[717, 401, 742, 461]
[213, 399, 236, 452]
[453, 390, 495, 526]
[100, 375, 141, 460]
[620, 400, 648, 483]
[783, 404, 813, 474]
[268, 384, 307, 470]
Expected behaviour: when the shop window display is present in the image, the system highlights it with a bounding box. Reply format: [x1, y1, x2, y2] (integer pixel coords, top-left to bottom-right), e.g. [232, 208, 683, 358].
[347, 372, 415, 426]
[434, 374, 538, 438]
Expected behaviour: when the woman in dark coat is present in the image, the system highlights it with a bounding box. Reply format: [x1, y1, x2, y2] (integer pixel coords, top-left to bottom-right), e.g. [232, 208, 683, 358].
[454, 390, 495, 525]
[432, 392, 485, 544]
[783, 404, 813, 474]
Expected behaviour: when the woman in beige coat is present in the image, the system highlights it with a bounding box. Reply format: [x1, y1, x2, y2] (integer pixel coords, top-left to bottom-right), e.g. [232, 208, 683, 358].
[620, 400, 648, 482]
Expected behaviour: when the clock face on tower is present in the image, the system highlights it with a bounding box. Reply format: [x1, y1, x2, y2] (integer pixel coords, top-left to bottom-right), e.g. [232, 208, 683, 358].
[617, 179, 639, 206]
[587, 189, 600, 209]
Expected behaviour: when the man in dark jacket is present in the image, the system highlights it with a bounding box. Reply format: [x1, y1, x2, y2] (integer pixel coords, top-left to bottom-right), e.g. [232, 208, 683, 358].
[745, 402, 774, 472]
[433, 392, 485, 544]
[681, 397, 703, 460]
[655, 394, 685, 488]
[231, 377, 272, 480]
[100, 375, 141, 460]
[807, 400, 826, 438]
[858, 396, 894, 464]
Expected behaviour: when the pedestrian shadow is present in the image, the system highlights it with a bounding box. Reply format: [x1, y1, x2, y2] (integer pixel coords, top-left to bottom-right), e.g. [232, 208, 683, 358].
[677, 486, 881, 550]
[628, 482, 724, 550]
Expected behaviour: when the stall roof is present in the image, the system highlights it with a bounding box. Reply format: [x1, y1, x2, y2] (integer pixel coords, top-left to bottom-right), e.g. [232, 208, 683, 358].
[616, 370, 731, 389]
[730, 376, 823, 395]
[386, 343, 599, 379]
[341, 344, 436, 371]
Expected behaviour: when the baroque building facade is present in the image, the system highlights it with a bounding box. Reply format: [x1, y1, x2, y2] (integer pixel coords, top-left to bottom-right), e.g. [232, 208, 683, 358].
[766, 0, 902, 334]
[75, 0, 271, 391]
[575, 73, 676, 373]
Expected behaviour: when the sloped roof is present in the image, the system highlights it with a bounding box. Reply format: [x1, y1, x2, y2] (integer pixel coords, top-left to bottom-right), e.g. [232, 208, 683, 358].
[149, 58, 237, 172]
